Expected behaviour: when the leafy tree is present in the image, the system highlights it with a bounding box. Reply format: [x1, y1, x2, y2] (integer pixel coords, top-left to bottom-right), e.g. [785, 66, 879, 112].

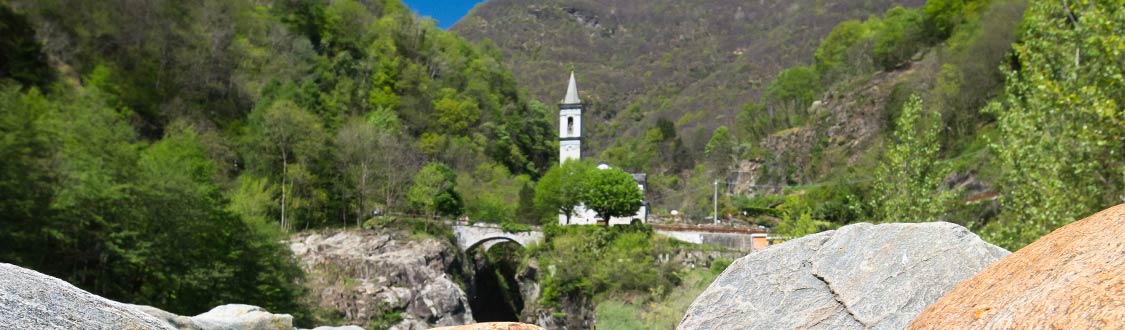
[0, 6, 53, 87]
[813, 20, 871, 81]
[872, 95, 955, 222]
[407, 162, 463, 217]
[243, 99, 327, 231]
[985, 0, 1125, 250]
[535, 160, 593, 224]
[704, 126, 736, 178]
[776, 209, 820, 238]
[923, 0, 966, 40]
[433, 88, 481, 136]
[335, 118, 382, 227]
[585, 166, 645, 222]
[0, 85, 56, 266]
[763, 66, 822, 107]
[873, 6, 925, 70]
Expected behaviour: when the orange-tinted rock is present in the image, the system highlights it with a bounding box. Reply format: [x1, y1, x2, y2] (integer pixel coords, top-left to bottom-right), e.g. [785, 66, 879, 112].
[910, 204, 1125, 329]
[430, 322, 545, 330]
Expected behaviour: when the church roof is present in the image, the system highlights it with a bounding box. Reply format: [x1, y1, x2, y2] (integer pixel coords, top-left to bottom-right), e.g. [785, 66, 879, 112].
[561, 72, 582, 104]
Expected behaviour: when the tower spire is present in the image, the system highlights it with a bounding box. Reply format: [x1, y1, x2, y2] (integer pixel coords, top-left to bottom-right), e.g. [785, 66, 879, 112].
[562, 71, 582, 104]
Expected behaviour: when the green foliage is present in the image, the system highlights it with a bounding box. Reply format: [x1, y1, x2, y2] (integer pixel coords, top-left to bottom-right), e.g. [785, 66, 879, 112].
[776, 209, 821, 238]
[873, 6, 926, 70]
[764, 66, 822, 108]
[872, 95, 956, 222]
[535, 160, 594, 223]
[704, 126, 737, 176]
[0, 6, 53, 87]
[923, 0, 967, 40]
[538, 224, 677, 307]
[813, 20, 874, 81]
[984, 0, 1125, 250]
[458, 162, 530, 224]
[243, 99, 328, 231]
[584, 167, 645, 222]
[594, 301, 648, 330]
[407, 162, 463, 217]
[0, 84, 306, 317]
[709, 258, 732, 275]
[500, 221, 532, 233]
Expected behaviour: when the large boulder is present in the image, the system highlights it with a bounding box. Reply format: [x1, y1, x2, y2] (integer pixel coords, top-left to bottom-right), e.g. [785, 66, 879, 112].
[0, 263, 175, 330]
[678, 222, 1008, 330]
[290, 230, 474, 329]
[431, 323, 544, 330]
[910, 205, 1125, 329]
[134, 303, 365, 330]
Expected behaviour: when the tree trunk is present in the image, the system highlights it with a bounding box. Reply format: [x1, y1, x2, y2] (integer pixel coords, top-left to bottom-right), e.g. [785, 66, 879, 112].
[358, 163, 368, 228]
[280, 150, 288, 231]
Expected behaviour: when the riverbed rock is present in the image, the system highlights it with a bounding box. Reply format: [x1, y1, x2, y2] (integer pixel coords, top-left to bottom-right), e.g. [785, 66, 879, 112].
[0, 262, 175, 330]
[909, 205, 1125, 329]
[431, 323, 545, 330]
[290, 230, 474, 329]
[678, 222, 1008, 330]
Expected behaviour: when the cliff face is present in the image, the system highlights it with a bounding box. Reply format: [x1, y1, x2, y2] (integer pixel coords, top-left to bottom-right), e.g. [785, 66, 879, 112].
[452, 0, 924, 152]
[289, 230, 474, 329]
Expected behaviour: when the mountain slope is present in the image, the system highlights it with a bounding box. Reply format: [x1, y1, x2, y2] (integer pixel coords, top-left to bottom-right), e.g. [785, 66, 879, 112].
[452, 0, 925, 153]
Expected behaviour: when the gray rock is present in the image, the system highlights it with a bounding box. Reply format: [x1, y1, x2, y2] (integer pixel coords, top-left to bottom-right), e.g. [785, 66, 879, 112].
[307, 326, 364, 330]
[290, 230, 474, 328]
[0, 263, 176, 330]
[190, 304, 293, 330]
[678, 222, 1009, 330]
[134, 303, 364, 330]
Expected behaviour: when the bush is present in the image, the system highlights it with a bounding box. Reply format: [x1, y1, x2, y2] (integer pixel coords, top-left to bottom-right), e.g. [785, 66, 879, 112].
[710, 258, 732, 275]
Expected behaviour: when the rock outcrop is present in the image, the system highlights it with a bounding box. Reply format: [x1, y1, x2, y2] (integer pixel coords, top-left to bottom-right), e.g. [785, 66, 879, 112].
[0, 263, 176, 330]
[910, 205, 1125, 329]
[290, 230, 474, 329]
[134, 304, 304, 330]
[678, 222, 1008, 330]
[432, 323, 545, 330]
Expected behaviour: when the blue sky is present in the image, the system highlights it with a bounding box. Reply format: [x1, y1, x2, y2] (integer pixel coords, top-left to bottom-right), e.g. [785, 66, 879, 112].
[401, 0, 487, 29]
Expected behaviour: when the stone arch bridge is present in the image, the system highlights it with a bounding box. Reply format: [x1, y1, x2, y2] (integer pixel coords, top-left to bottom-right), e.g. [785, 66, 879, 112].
[451, 221, 544, 251]
[450, 221, 770, 252]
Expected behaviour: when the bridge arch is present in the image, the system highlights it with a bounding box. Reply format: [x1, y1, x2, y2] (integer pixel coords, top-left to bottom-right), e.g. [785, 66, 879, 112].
[465, 236, 523, 252]
[452, 223, 544, 252]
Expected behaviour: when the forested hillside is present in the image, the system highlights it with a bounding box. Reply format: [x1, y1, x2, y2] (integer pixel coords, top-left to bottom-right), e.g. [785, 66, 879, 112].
[453, 0, 924, 153]
[456, 0, 1124, 252]
[0, 0, 555, 320]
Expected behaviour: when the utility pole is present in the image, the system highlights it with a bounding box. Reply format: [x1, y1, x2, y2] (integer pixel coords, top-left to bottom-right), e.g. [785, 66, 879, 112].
[713, 180, 719, 225]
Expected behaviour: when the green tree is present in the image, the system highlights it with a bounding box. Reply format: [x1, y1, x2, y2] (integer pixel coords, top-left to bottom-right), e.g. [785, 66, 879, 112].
[433, 88, 481, 136]
[535, 160, 593, 224]
[872, 95, 955, 222]
[243, 99, 326, 231]
[873, 6, 925, 70]
[923, 0, 966, 40]
[776, 209, 820, 238]
[985, 0, 1125, 250]
[335, 118, 382, 227]
[704, 126, 736, 178]
[764, 66, 821, 107]
[813, 20, 871, 81]
[407, 162, 462, 217]
[585, 166, 644, 222]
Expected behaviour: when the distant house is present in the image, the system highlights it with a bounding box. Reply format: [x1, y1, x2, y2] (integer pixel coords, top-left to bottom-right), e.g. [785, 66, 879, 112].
[556, 72, 648, 226]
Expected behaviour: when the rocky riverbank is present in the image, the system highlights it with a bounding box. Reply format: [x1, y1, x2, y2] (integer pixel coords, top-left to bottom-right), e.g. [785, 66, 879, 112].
[289, 230, 474, 329]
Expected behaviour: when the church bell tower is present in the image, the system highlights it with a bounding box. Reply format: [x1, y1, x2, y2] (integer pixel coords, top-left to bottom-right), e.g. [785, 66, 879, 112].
[559, 72, 582, 163]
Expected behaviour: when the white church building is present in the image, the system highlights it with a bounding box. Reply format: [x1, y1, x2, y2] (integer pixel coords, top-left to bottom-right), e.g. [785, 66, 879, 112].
[557, 72, 648, 226]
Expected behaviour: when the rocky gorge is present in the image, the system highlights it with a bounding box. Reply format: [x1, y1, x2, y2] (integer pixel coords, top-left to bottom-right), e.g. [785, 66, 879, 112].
[3, 209, 1123, 329]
